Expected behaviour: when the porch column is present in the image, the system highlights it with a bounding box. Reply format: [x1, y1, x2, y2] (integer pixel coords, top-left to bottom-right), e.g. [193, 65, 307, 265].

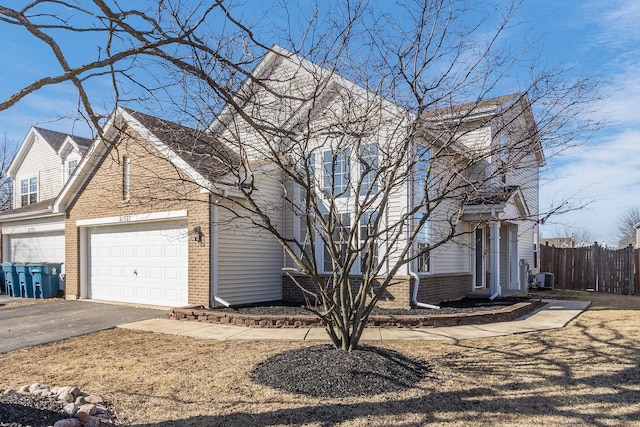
[489, 220, 501, 296]
[510, 227, 519, 290]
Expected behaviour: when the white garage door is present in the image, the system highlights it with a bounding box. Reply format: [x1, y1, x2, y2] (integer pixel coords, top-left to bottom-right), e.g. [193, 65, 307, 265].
[6, 232, 65, 263]
[88, 221, 189, 306]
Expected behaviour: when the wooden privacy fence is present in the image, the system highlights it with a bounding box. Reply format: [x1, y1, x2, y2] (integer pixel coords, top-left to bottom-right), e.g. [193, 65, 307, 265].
[540, 243, 639, 295]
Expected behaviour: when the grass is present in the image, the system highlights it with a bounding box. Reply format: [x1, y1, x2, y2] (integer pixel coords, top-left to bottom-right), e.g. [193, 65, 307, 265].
[1, 290, 639, 426]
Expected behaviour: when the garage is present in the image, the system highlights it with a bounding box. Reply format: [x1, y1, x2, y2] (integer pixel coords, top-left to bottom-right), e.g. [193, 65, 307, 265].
[4, 231, 65, 263]
[87, 220, 189, 307]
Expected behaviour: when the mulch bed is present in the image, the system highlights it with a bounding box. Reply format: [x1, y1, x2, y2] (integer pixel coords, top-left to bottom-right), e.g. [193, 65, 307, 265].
[252, 344, 432, 398]
[0, 393, 69, 427]
[169, 297, 545, 328]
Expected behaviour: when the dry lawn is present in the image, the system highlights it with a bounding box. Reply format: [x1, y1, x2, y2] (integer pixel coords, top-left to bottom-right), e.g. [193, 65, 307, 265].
[1, 290, 639, 426]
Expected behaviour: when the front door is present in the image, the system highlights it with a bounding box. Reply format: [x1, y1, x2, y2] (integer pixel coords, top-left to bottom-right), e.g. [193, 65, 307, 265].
[474, 227, 486, 288]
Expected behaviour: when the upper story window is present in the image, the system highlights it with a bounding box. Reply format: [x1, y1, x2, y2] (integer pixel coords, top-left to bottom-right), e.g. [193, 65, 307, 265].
[359, 144, 379, 196]
[414, 145, 430, 204]
[20, 176, 38, 207]
[323, 148, 350, 197]
[67, 159, 78, 179]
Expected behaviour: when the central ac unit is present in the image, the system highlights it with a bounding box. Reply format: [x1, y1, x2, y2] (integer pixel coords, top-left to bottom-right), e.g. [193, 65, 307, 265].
[537, 272, 554, 289]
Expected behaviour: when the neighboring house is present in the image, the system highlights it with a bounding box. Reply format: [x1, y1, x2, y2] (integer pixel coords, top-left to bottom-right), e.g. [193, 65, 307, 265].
[635, 222, 640, 248]
[541, 236, 591, 248]
[0, 47, 543, 308]
[0, 127, 91, 266]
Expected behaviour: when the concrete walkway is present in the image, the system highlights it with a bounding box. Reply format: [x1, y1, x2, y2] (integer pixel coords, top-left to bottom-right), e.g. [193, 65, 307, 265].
[118, 299, 591, 343]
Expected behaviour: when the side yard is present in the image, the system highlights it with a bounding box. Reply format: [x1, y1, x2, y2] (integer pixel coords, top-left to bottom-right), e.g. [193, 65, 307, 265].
[1, 290, 639, 426]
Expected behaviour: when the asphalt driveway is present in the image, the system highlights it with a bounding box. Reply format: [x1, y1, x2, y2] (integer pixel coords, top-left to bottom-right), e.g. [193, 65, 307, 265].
[0, 297, 167, 353]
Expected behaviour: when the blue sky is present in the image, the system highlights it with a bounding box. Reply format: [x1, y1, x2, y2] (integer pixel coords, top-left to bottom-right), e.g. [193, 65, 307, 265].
[0, 0, 638, 245]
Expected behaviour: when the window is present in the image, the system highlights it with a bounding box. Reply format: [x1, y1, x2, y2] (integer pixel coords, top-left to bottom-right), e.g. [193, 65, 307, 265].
[416, 243, 431, 273]
[123, 157, 131, 201]
[323, 148, 350, 197]
[359, 211, 379, 272]
[20, 177, 37, 207]
[414, 145, 430, 205]
[499, 136, 507, 184]
[323, 213, 350, 272]
[359, 144, 379, 195]
[67, 159, 78, 179]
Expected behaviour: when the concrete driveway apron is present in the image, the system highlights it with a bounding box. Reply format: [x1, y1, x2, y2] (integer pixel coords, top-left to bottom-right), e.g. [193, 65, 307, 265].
[0, 298, 167, 353]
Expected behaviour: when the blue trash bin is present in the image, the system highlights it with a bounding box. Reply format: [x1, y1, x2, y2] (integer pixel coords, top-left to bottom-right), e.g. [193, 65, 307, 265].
[0, 268, 4, 294]
[14, 263, 34, 298]
[30, 263, 62, 299]
[1, 262, 19, 297]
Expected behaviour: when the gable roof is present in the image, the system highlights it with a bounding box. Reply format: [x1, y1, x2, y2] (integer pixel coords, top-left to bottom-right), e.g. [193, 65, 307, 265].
[124, 109, 239, 182]
[32, 127, 92, 152]
[420, 92, 545, 165]
[7, 126, 92, 178]
[53, 107, 240, 213]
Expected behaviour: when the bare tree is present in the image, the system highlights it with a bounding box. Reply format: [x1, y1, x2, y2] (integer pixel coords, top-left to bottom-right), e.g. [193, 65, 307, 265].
[0, 136, 16, 211]
[0, 1, 600, 351]
[613, 206, 640, 248]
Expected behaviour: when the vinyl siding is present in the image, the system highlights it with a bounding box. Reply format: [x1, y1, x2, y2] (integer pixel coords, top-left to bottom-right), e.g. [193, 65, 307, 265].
[14, 136, 61, 207]
[216, 169, 284, 304]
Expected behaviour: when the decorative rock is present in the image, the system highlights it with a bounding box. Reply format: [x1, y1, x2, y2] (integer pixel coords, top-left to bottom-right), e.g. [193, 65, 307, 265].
[58, 389, 75, 403]
[69, 386, 82, 399]
[85, 394, 104, 404]
[64, 402, 79, 416]
[13, 382, 111, 426]
[75, 408, 92, 424]
[84, 416, 101, 427]
[79, 403, 97, 415]
[28, 382, 44, 392]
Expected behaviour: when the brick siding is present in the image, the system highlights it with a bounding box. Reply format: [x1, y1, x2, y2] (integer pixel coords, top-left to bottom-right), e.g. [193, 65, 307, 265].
[283, 272, 472, 309]
[65, 129, 211, 305]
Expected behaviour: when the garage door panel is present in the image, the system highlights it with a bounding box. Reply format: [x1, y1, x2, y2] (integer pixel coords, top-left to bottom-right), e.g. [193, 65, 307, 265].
[88, 221, 189, 306]
[7, 232, 65, 263]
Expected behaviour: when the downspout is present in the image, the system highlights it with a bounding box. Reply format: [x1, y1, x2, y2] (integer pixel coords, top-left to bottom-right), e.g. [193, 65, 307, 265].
[489, 207, 500, 301]
[410, 271, 440, 309]
[407, 142, 439, 310]
[211, 196, 231, 308]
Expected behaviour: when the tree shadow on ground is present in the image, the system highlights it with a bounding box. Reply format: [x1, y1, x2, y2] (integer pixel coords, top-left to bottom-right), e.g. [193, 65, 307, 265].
[130, 369, 640, 426]
[130, 312, 640, 427]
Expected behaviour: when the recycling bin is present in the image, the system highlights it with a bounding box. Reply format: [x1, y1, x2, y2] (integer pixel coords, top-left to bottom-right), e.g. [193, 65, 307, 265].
[1, 262, 19, 297]
[29, 263, 62, 299]
[14, 263, 34, 298]
[0, 269, 4, 294]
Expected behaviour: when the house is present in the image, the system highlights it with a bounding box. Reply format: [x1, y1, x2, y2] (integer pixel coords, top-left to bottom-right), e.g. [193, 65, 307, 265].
[210, 47, 544, 307]
[0, 127, 91, 267]
[0, 46, 543, 308]
[541, 236, 591, 248]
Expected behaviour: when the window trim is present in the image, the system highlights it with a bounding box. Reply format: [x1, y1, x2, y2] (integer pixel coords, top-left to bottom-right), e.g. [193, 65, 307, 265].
[123, 156, 131, 201]
[322, 148, 351, 197]
[67, 159, 78, 179]
[20, 176, 38, 207]
[359, 143, 379, 196]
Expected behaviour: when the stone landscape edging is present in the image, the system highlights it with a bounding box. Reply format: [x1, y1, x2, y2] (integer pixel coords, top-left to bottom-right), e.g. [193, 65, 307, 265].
[168, 299, 545, 328]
